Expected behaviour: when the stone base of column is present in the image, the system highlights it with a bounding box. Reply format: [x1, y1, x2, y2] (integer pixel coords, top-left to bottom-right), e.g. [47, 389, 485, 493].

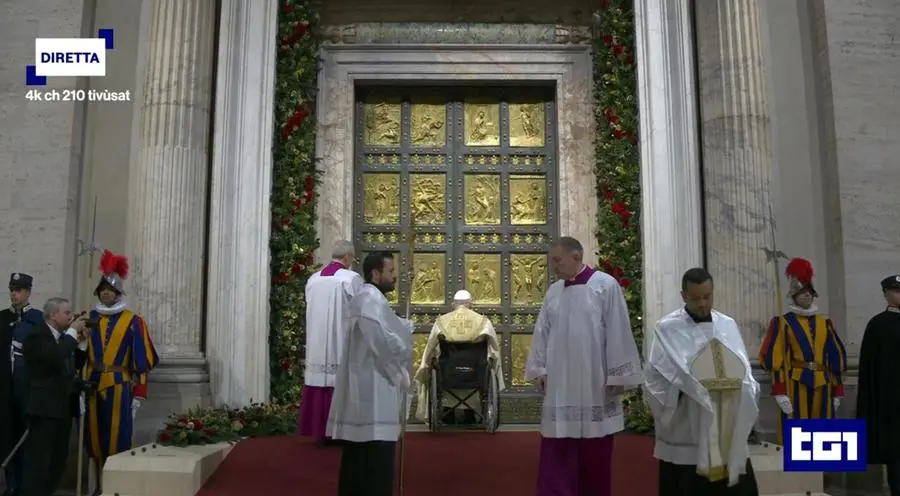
[136, 357, 212, 445]
[826, 470, 886, 495]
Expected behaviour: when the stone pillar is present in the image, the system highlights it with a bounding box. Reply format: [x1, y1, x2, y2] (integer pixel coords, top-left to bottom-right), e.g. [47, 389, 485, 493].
[694, 0, 776, 351]
[633, 0, 704, 357]
[206, 0, 278, 406]
[126, 0, 216, 439]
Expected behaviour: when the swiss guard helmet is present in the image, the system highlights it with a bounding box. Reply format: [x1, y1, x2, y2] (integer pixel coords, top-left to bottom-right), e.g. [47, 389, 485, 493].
[94, 249, 129, 296]
[785, 257, 817, 299]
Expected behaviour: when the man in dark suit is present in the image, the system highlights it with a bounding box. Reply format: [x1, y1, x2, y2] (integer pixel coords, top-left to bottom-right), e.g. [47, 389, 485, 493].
[20, 297, 88, 496]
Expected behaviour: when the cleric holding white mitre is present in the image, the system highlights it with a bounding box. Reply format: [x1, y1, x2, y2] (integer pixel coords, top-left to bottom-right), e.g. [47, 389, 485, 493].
[644, 267, 760, 496]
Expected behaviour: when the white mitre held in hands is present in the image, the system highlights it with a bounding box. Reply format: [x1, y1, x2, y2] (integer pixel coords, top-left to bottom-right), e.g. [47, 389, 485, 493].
[644, 308, 760, 486]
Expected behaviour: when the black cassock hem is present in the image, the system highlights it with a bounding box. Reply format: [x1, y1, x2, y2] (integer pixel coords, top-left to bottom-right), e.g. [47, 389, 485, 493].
[658, 459, 759, 496]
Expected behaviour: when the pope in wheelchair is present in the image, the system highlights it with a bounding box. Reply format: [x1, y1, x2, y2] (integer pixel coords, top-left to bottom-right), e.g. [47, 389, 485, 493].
[414, 290, 505, 432]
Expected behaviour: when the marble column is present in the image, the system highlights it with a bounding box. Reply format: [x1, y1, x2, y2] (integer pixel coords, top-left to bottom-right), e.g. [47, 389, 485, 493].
[126, 0, 216, 437]
[206, 0, 278, 406]
[634, 0, 704, 356]
[694, 0, 776, 350]
[127, 0, 216, 358]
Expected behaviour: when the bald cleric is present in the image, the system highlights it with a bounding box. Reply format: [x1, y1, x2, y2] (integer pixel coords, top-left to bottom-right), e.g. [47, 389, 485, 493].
[298, 240, 363, 446]
[526, 236, 644, 495]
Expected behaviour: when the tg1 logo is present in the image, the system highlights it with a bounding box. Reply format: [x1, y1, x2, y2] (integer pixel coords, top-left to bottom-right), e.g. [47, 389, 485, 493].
[783, 419, 867, 472]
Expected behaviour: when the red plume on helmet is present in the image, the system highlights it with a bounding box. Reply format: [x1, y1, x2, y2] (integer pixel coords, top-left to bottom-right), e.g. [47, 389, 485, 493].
[785, 257, 815, 298]
[785, 257, 813, 285]
[96, 250, 129, 295]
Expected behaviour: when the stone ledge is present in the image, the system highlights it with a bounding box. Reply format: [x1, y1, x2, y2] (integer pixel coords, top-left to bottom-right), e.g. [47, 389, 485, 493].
[752, 442, 825, 495]
[101, 442, 234, 496]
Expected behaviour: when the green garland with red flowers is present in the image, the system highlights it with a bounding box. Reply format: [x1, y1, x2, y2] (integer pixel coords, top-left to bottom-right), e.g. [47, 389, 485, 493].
[594, 1, 654, 433]
[269, 0, 321, 404]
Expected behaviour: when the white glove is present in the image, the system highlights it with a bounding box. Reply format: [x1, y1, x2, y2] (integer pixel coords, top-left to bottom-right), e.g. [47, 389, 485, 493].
[833, 397, 841, 411]
[132, 398, 142, 420]
[774, 395, 793, 415]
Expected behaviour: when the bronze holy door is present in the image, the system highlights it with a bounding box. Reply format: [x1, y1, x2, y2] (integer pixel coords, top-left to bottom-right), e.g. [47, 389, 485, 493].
[353, 86, 559, 415]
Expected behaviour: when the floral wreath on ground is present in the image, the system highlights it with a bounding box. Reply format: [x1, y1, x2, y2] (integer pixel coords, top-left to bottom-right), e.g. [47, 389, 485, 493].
[593, 1, 653, 433]
[156, 404, 297, 447]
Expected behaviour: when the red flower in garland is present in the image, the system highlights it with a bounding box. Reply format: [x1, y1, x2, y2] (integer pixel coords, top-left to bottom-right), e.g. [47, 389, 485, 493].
[611, 267, 625, 279]
[613, 129, 627, 139]
[604, 188, 614, 202]
[611, 201, 632, 226]
[612, 44, 624, 55]
[619, 277, 631, 289]
[281, 359, 292, 371]
[304, 175, 315, 200]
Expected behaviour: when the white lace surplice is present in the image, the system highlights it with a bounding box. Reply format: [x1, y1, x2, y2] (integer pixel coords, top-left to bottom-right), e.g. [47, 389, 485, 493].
[326, 284, 414, 442]
[303, 267, 363, 387]
[525, 270, 644, 438]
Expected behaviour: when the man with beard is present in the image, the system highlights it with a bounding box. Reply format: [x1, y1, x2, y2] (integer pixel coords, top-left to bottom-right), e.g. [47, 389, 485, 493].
[83, 251, 159, 496]
[856, 275, 900, 496]
[1, 273, 42, 496]
[644, 268, 760, 495]
[326, 251, 413, 496]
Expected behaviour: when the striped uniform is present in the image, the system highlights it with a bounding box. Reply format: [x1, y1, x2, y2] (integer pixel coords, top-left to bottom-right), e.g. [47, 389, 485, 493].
[758, 312, 847, 443]
[84, 309, 159, 459]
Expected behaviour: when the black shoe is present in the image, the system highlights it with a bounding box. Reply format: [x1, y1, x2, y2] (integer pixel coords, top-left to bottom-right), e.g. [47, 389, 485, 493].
[317, 438, 342, 448]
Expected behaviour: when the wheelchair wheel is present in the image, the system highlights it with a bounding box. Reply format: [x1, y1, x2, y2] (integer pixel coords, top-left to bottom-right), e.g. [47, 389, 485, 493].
[483, 370, 500, 433]
[428, 368, 441, 432]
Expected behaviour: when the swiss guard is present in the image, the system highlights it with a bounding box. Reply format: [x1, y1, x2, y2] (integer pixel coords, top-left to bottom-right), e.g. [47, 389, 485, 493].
[84, 251, 159, 495]
[758, 257, 848, 442]
[1, 273, 42, 496]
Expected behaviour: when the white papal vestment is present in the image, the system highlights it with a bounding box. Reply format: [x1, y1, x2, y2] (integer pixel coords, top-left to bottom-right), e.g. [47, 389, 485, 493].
[524, 268, 644, 438]
[413, 306, 505, 420]
[304, 262, 363, 387]
[644, 308, 760, 487]
[326, 284, 413, 442]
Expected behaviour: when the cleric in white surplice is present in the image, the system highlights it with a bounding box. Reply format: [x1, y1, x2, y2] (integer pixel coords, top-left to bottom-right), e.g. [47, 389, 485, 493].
[644, 267, 760, 496]
[524, 237, 644, 496]
[327, 251, 413, 496]
[297, 240, 362, 445]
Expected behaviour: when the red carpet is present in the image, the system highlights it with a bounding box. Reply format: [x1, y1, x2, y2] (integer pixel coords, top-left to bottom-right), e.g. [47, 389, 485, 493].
[197, 432, 656, 496]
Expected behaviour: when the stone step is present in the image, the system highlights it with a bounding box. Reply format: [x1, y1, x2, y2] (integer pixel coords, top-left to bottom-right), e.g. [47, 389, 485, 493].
[751, 442, 824, 495]
[102, 442, 233, 496]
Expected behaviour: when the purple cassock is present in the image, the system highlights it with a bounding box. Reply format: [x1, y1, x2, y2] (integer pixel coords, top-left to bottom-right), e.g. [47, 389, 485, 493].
[535, 266, 617, 496]
[297, 260, 346, 440]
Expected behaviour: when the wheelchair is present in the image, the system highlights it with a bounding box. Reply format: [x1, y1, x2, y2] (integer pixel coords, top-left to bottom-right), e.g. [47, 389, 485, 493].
[426, 334, 501, 433]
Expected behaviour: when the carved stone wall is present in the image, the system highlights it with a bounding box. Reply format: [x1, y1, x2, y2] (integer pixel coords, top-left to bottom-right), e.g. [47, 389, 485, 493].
[314, 25, 597, 269]
[316, 0, 603, 25]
